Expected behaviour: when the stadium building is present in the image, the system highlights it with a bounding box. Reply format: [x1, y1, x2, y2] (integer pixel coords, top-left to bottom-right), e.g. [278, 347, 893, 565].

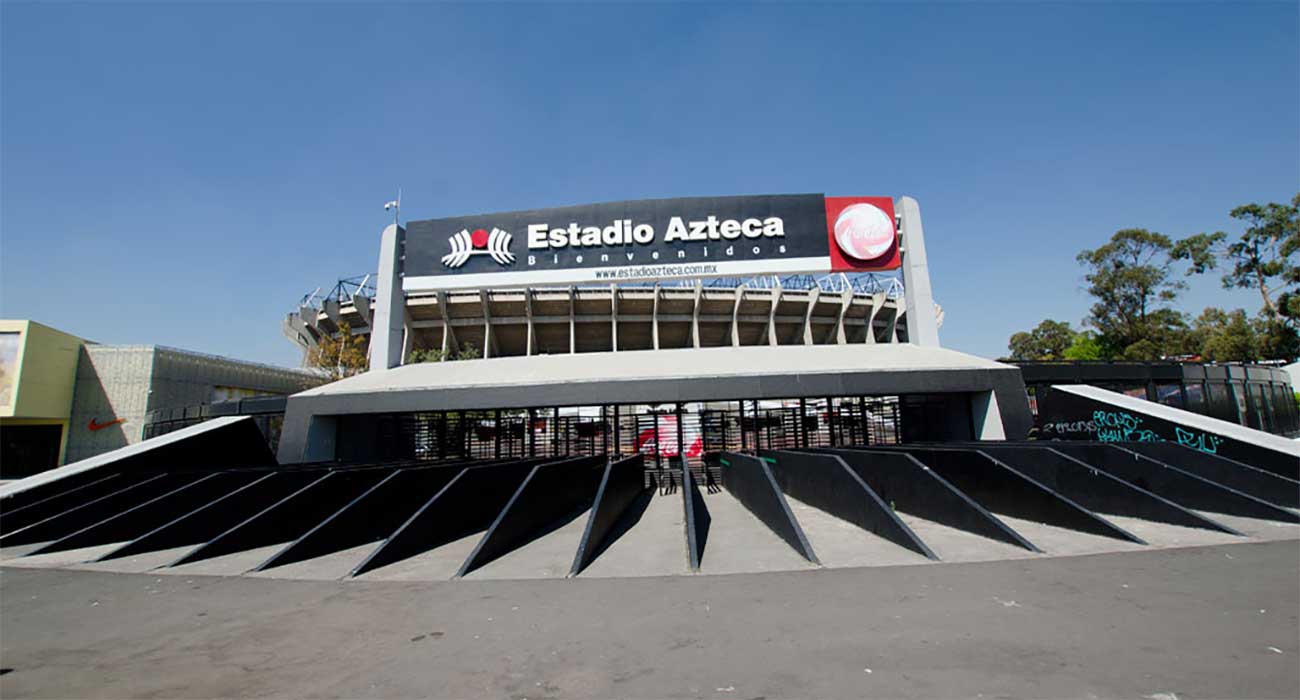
[2, 193, 1296, 584]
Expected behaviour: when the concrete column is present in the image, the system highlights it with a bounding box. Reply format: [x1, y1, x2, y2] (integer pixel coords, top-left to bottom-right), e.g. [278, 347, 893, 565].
[651, 283, 661, 350]
[480, 292, 497, 359]
[610, 284, 619, 352]
[898, 196, 940, 347]
[437, 291, 458, 357]
[865, 293, 884, 344]
[767, 293, 779, 346]
[971, 390, 1007, 439]
[835, 289, 851, 344]
[525, 289, 537, 356]
[691, 281, 703, 348]
[369, 223, 407, 370]
[731, 288, 743, 346]
[568, 286, 576, 354]
[352, 293, 373, 328]
[400, 310, 414, 364]
[802, 286, 820, 345]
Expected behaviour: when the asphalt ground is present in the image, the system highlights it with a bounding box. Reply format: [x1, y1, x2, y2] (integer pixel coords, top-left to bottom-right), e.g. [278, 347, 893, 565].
[2, 540, 1297, 699]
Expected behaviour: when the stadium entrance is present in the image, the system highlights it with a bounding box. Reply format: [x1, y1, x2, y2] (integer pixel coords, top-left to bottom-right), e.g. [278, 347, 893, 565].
[330, 394, 962, 478]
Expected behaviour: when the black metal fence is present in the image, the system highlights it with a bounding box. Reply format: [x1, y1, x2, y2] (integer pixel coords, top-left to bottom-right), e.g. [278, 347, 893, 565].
[1014, 361, 1299, 438]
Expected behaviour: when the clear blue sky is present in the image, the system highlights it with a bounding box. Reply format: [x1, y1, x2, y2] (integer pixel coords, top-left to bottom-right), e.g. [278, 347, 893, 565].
[2, 2, 1296, 366]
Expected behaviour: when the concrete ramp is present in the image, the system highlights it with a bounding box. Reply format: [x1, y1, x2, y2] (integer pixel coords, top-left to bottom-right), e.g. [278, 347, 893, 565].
[3, 434, 1295, 582]
[1037, 384, 1299, 479]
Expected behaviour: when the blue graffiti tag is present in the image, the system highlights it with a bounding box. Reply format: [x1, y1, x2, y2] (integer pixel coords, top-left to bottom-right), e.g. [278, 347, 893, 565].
[1175, 427, 1224, 455]
[1092, 411, 1163, 443]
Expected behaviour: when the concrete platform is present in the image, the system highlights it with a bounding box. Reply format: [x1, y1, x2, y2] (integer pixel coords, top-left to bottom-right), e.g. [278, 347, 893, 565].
[161, 544, 290, 577]
[250, 543, 382, 581]
[893, 513, 1036, 563]
[993, 516, 1148, 557]
[0, 543, 51, 561]
[352, 531, 484, 582]
[1189, 511, 1300, 540]
[697, 491, 818, 575]
[0, 542, 125, 569]
[74, 545, 198, 574]
[3, 541, 1296, 699]
[579, 491, 691, 578]
[785, 495, 931, 568]
[463, 509, 590, 580]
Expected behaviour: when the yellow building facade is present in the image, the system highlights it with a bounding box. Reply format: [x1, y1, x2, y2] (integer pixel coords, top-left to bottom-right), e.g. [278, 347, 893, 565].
[0, 320, 87, 476]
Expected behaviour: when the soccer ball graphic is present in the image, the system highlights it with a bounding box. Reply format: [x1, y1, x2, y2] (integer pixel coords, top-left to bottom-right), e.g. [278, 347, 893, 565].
[833, 203, 895, 262]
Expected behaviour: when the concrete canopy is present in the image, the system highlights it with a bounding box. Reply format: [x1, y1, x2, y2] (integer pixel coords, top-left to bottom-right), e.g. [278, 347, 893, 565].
[277, 344, 1031, 462]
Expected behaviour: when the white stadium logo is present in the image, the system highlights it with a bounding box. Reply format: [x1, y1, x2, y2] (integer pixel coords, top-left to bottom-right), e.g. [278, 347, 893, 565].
[441, 227, 516, 268]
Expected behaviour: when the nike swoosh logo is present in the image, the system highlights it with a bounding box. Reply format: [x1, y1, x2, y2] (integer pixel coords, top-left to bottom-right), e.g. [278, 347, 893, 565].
[88, 417, 126, 432]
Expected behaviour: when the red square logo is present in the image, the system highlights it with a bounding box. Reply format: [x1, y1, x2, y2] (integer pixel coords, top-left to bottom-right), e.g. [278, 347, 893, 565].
[824, 196, 900, 272]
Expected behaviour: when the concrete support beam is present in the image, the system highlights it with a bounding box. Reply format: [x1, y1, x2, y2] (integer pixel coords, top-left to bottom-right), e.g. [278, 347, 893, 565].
[651, 283, 661, 351]
[400, 310, 414, 365]
[971, 390, 1007, 439]
[437, 291, 459, 357]
[321, 299, 343, 327]
[568, 286, 576, 354]
[865, 293, 884, 344]
[834, 288, 851, 344]
[802, 286, 820, 345]
[351, 294, 373, 328]
[731, 288, 743, 346]
[691, 281, 703, 348]
[611, 284, 620, 352]
[481, 292, 498, 359]
[525, 289, 537, 357]
[767, 291, 779, 346]
[898, 196, 940, 347]
[369, 224, 406, 371]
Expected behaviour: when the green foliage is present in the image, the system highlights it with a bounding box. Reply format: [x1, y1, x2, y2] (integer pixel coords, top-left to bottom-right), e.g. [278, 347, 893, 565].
[1062, 331, 1106, 360]
[1254, 319, 1300, 363]
[1175, 194, 1299, 329]
[1221, 196, 1300, 325]
[408, 344, 482, 363]
[1190, 307, 1257, 361]
[1007, 319, 1077, 360]
[1075, 229, 1205, 359]
[306, 321, 369, 381]
[1013, 196, 1300, 364]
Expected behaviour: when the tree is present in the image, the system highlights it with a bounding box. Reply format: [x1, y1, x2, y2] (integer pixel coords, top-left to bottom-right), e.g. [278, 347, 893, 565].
[1189, 307, 1257, 361]
[1062, 330, 1107, 360]
[1076, 229, 1201, 359]
[306, 321, 369, 380]
[1254, 318, 1300, 363]
[1177, 194, 1300, 327]
[1007, 319, 1077, 360]
[408, 344, 482, 363]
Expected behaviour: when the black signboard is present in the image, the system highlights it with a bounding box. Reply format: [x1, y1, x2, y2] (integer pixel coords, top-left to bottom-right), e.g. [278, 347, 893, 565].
[401, 193, 897, 291]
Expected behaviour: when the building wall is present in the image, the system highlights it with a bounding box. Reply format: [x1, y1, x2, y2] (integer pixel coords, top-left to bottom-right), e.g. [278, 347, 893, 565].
[0, 320, 88, 474]
[0, 320, 86, 420]
[64, 345, 323, 464]
[65, 346, 156, 463]
[148, 347, 319, 409]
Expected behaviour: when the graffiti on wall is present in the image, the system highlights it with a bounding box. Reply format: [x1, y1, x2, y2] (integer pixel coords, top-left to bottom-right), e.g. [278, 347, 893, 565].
[1040, 419, 1097, 435]
[1174, 427, 1224, 455]
[1039, 408, 1229, 456]
[1092, 411, 1162, 443]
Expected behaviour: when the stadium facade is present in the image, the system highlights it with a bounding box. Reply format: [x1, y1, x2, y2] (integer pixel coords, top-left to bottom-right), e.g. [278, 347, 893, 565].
[2, 193, 1296, 585]
[274, 194, 1027, 465]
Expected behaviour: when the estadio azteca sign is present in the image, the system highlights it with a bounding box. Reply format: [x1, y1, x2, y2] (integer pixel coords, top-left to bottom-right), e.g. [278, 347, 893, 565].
[402, 194, 899, 292]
